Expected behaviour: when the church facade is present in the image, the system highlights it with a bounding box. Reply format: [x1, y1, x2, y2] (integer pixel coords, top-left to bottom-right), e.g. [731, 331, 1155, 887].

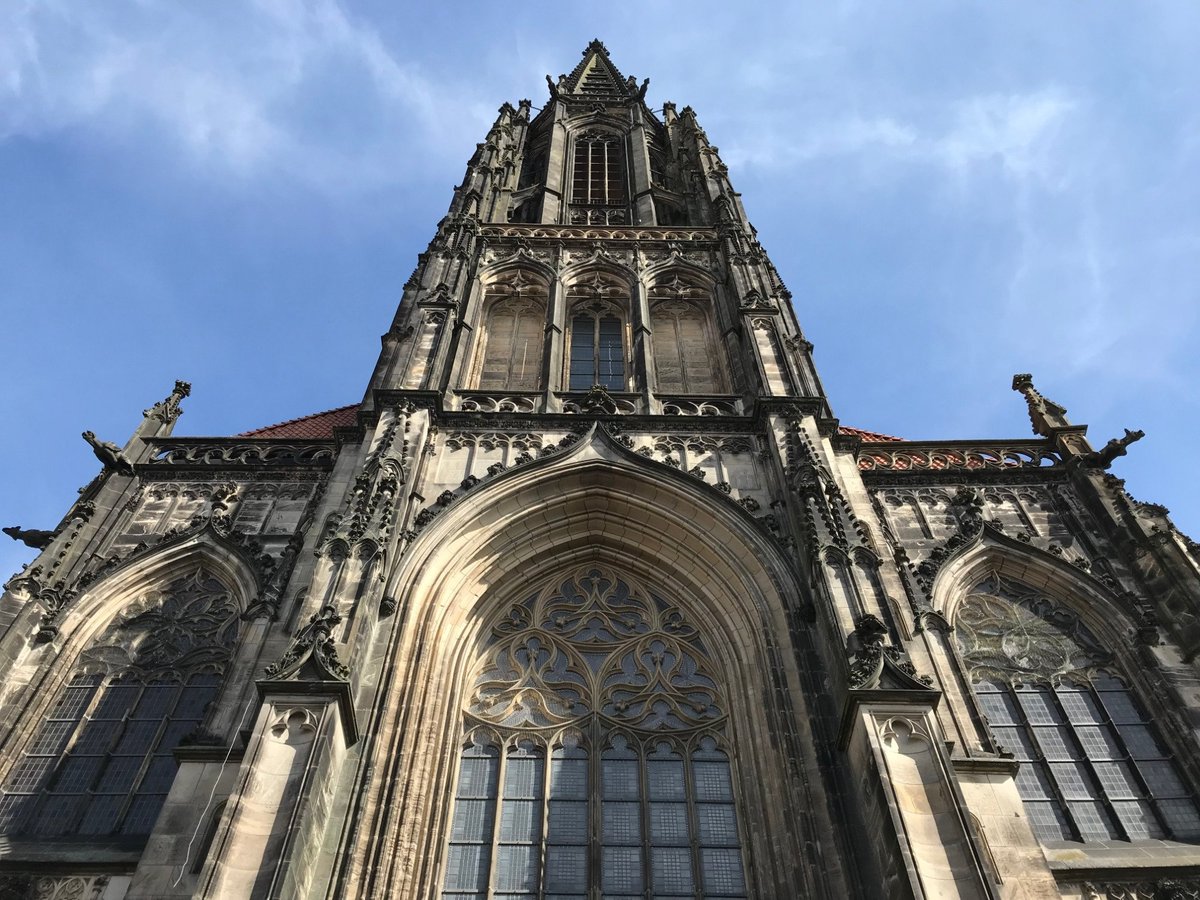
[2, 41, 1200, 900]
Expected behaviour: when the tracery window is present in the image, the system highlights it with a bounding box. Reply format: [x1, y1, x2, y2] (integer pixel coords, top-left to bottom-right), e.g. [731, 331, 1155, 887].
[0, 567, 238, 837]
[566, 290, 626, 392]
[956, 574, 1200, 843]
[476, 272, 548, 391]
[442, 568, 748, 899]
[649, 282, 723, 395]
[570, 131, 628, 225]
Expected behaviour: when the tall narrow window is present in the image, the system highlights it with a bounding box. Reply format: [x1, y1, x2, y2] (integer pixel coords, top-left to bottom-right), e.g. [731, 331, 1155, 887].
[475, 272, 547, 392]
[0, 567, 239, 837]
[568, 307, 625, 392]
[441, 568, 749, 898]
[570, 131, 628, 225]
[651, 298, 722, 394]
[957, 573, 1200, 843]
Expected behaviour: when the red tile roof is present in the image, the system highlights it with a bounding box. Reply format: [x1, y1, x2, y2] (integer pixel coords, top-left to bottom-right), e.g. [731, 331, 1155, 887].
[839, 426, 903, 442]
[238, 405, 359, 439]
[238, 403, 900, 443]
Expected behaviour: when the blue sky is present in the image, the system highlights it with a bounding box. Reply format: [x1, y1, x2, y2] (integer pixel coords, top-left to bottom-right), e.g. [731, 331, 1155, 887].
[2, 2, 1198, 581]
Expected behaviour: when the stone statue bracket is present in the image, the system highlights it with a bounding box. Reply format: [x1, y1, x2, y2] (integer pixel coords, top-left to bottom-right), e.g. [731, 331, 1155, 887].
[263, 605, 351, 682]
[3, 526, 55, 550]
[82, 431, 135, 476]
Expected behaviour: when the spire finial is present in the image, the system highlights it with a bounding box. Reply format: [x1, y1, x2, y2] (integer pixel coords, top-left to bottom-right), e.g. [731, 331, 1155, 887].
[1012, 373, 1070, 437]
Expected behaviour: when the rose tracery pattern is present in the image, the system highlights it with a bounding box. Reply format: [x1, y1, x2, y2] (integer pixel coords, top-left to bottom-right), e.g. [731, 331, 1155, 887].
[468, 568, 721, 732]
[956, 574, 1110, 684]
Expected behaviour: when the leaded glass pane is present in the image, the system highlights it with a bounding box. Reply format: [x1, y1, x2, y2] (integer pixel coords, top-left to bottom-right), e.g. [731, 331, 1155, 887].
[1025, 801, 1072, 841]
[1017, 688, 1062, 725]
[698, 803, 739, 845]
[544, 845, 587, 891]
[602, 759, 640, 801]
[1092, 761, 1142, 799]
[445, 845, 491, 891]
[1110, 800, 1164, 839]
[1119, 724, 1167, 759]
[451, 800, 496, 842]
[1015, 761, 1055, 802]
[652, 846, 694, 893]
[649, 802, 689, 844]
[647, 758, 686, 801]
[499, 800, 540, 842]
[1056, 689, 1104, 724]
[991, 726, 1035, 760]
[494, 845, 538, 891]
[1159, 799, 1200, 839]
[1137, 761, 1188, 797]
[1033, 726, 1078, 760]
[1068, 800, 1119, 840]
[547, 800, 587, 842]
[1075, 726, 1122, 759]
[700, 847, 747, 894]
[603, 801, 641, 843]
[601, 847, 643, 892]
[693, 760, 733, 802]
[1099, 691, 1144, 724]
[975, 690, 1021, 725]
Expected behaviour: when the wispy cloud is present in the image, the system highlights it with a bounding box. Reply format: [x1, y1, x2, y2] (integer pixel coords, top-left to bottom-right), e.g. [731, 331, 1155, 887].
[0, 0, 490, 192]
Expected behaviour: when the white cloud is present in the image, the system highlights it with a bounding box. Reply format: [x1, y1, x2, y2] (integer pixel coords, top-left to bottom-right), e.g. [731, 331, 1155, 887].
[0, 0, 490, 192]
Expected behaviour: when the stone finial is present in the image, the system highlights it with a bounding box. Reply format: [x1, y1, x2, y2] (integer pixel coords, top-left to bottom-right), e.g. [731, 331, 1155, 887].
[1011, 373, 1071, 437]
[82, 431, 134, 476]
[143, 380, 192, 424]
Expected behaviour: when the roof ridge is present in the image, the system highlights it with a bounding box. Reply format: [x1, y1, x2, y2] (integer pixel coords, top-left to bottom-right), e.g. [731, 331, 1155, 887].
[238, 403, 359, 437]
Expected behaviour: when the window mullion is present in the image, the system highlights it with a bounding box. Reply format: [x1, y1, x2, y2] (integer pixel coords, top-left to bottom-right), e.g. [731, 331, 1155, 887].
[589, 718, 601, 900]
[488, 746, 508, 900]
[684, 738, 706, 900]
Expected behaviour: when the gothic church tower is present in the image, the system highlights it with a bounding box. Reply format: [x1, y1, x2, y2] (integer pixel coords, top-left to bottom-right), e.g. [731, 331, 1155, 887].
[2, 40, 1200, 900]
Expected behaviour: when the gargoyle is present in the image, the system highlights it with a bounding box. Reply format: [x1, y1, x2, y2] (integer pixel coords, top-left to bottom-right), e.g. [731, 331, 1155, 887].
[1089, 428, 1144, 468]
[82, 431, 134, 476]
[2, 526, 55, 550]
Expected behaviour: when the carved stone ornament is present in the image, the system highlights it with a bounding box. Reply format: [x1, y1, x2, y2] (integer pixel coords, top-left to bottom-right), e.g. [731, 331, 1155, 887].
[81, 430, 134, 476]
[955, 574, 1113, 685]
[468, 567, 724, 733]
[846, 614, 932, 690]
[263, 605, 350, 681]
[1012, 372, 1071, 437]
[1080, 879, 1200, 900]
[0, 874, 112, 900]
[143, 379, 192, 424]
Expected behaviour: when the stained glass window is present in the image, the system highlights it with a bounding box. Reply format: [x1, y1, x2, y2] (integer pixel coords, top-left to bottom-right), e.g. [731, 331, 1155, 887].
[441, 568, 748, 898]
[0, 567, 238, 837]
[957, 574, 1200, 843]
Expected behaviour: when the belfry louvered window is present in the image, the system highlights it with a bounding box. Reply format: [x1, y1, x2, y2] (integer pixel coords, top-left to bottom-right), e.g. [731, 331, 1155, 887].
[570, 131, 628, 226]
[957, 574, 1200, 843]
[0, 567, 238, 837]
[441, 568, 748, 898]
[650, 299, 722, 395]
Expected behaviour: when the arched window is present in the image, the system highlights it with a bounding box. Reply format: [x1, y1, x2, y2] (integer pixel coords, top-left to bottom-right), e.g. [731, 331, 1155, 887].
[956, 573, 1200, 843]
[475, 272, 547, 391]
[649, 281, 723, 395]
[441, 568, 748, 898]
[570, 130, 628, 225]
[0, 566, 239, 837]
